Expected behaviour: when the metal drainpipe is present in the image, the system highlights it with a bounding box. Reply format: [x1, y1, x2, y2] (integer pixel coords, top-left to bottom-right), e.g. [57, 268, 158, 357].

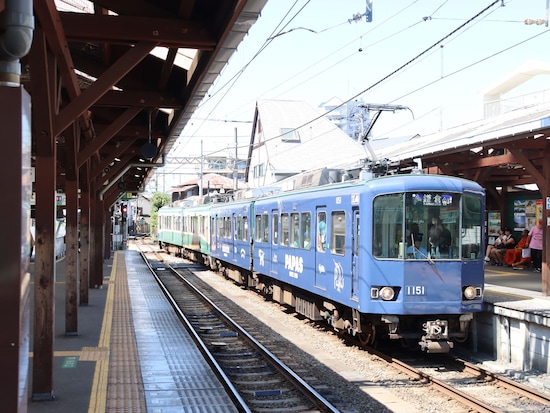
[0, 0, 34, 87]
[98, 154, 166, 200]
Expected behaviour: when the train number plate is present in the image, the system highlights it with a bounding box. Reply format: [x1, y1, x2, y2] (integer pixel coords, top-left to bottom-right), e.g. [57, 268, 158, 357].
[406, 285, 426, 296]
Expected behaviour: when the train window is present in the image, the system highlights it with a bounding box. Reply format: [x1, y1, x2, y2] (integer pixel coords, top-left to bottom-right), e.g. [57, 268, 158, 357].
[262, 215, 269, 242]
[255, 214, 269, 243]
[200, 216, 205, 236]
[403, 192, 467, 259]
[302, 212, 312, 249]
[226, 217, 230, 239]
[331, 211, 346, 255]
[237, 215, 248, 241]
[255, 215, 262, 242]
[317, 211, 327, 252]
[191, 216, 198, 234]
[281, 213, 290, 246]
[461, 194, 482, 259]
[290, 213, 300, 248]
[373, 194, 403, 259]
[272, 213, 279, 245]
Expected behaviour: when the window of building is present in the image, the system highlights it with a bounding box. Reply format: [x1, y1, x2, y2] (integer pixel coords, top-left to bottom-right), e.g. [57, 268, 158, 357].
[280, 127, 300, 142]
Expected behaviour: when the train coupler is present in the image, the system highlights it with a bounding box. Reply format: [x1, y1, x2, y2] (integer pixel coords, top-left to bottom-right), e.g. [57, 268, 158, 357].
[418, 339, 454, 353]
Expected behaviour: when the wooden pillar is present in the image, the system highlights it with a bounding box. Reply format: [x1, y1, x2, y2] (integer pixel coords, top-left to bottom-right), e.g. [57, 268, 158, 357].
[542, 147, 550, 296]
[30, 28, 57, 400]
[104, 204, 112, 259]
[79, 165, 90, 305]
[65, 177, 79, 333]
[30, 42, 57, 400]
[64, 123, 79, 334]
[89, 183, 104, 288]
[0, 86, 32, 412]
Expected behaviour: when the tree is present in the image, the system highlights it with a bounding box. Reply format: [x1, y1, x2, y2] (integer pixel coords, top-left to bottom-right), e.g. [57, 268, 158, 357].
[150, 192, 171, 238]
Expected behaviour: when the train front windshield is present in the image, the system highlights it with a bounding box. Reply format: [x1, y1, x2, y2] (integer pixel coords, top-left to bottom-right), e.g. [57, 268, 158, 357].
[373, 192, 482, 260]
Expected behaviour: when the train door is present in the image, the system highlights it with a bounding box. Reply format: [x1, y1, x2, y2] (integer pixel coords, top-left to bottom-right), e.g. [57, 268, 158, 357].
[314, 207, 329, 290]
[210, 215, 218, 253]
[230, 213, 237, 263]
[351, 208, 360, 301]
[271, 210, 279, 275]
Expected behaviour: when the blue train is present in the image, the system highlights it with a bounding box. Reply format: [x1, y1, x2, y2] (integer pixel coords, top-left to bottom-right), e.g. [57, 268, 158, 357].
[158, 172, 485, 353]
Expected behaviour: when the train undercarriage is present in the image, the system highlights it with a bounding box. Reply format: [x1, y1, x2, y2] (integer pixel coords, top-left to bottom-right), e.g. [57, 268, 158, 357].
[164, 244, 473, 353]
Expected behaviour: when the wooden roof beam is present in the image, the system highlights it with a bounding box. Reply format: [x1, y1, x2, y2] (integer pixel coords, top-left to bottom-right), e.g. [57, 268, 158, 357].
[60, 14, 215, 49]
[55, 41, 156, 137]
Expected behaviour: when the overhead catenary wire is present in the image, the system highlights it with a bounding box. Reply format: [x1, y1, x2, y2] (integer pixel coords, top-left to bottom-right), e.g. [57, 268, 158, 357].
[173, 0, 423, 157]
[169, 0, 543, 181]
[239, 0, 505, 156]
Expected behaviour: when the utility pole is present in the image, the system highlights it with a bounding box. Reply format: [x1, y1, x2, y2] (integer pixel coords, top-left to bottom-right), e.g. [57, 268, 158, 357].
[199, 140, 203, 197]
[234, 128, 238, 191]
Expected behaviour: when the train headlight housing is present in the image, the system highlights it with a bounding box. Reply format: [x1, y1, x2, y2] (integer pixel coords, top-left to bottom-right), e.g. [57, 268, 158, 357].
[379, 287, 395, 301]
[371, 286, 398, 301]
[463, 285, 482, 300]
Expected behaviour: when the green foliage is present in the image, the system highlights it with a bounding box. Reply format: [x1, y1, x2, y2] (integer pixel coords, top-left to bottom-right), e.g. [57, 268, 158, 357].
[151, 192, 171, 211]
[150, 192, 170, 237]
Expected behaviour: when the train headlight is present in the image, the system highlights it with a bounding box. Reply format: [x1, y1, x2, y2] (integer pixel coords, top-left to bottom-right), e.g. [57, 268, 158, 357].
[379, 287, 395, 301]
[463, 286, 481, 300]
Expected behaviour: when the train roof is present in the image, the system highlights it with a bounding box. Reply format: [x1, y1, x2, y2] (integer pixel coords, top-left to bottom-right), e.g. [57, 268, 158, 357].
[250, 172, 484, 203]
[159, 172, 484, 212]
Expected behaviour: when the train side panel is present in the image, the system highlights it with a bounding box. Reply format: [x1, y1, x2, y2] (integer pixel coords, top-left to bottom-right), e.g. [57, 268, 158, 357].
[182, 204, 211, 255]
[161, 173, 485, 352]
[210, 200, 254, 273]
[157, 206, 184, 248]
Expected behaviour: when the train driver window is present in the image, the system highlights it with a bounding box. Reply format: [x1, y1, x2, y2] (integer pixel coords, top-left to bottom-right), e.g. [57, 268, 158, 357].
[405, 192, 463, 259]
[373, 194, 404, 259]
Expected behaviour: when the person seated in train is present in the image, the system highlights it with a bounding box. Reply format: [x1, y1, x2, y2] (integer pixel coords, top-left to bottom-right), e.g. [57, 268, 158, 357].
[484, 229, 504, 262]
[489, 227, 515, 266]
[505, 229, 531, 268]
[407, 233, 428, 259]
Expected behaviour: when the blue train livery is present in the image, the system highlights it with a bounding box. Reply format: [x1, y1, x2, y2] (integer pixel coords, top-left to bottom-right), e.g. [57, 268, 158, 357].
[158, 172, 485, 353]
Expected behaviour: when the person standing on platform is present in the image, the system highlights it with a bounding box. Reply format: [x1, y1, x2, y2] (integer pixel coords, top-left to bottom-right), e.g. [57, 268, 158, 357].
[527, 219, 544, 273]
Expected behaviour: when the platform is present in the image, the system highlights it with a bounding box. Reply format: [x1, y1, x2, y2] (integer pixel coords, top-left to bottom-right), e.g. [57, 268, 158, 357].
[28, 250, 238, 413]
[25, 250, 550, 412]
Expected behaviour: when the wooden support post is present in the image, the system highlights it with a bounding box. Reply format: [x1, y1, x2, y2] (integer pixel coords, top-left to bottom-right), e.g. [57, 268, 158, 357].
[0, 86, 32, 412]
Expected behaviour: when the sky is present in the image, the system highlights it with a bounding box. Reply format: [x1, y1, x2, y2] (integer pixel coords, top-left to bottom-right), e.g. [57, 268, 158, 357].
[153, 0, 550, 190]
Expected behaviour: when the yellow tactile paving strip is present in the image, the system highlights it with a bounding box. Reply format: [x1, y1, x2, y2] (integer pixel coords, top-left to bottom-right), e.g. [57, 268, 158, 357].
[88, 251, 146, 413]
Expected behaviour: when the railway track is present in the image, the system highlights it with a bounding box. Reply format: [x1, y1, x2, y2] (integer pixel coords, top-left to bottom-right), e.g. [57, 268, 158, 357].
[369, 345, 550, 412]
[137, 244, 342, 413]
[136, 239, 550, 412]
